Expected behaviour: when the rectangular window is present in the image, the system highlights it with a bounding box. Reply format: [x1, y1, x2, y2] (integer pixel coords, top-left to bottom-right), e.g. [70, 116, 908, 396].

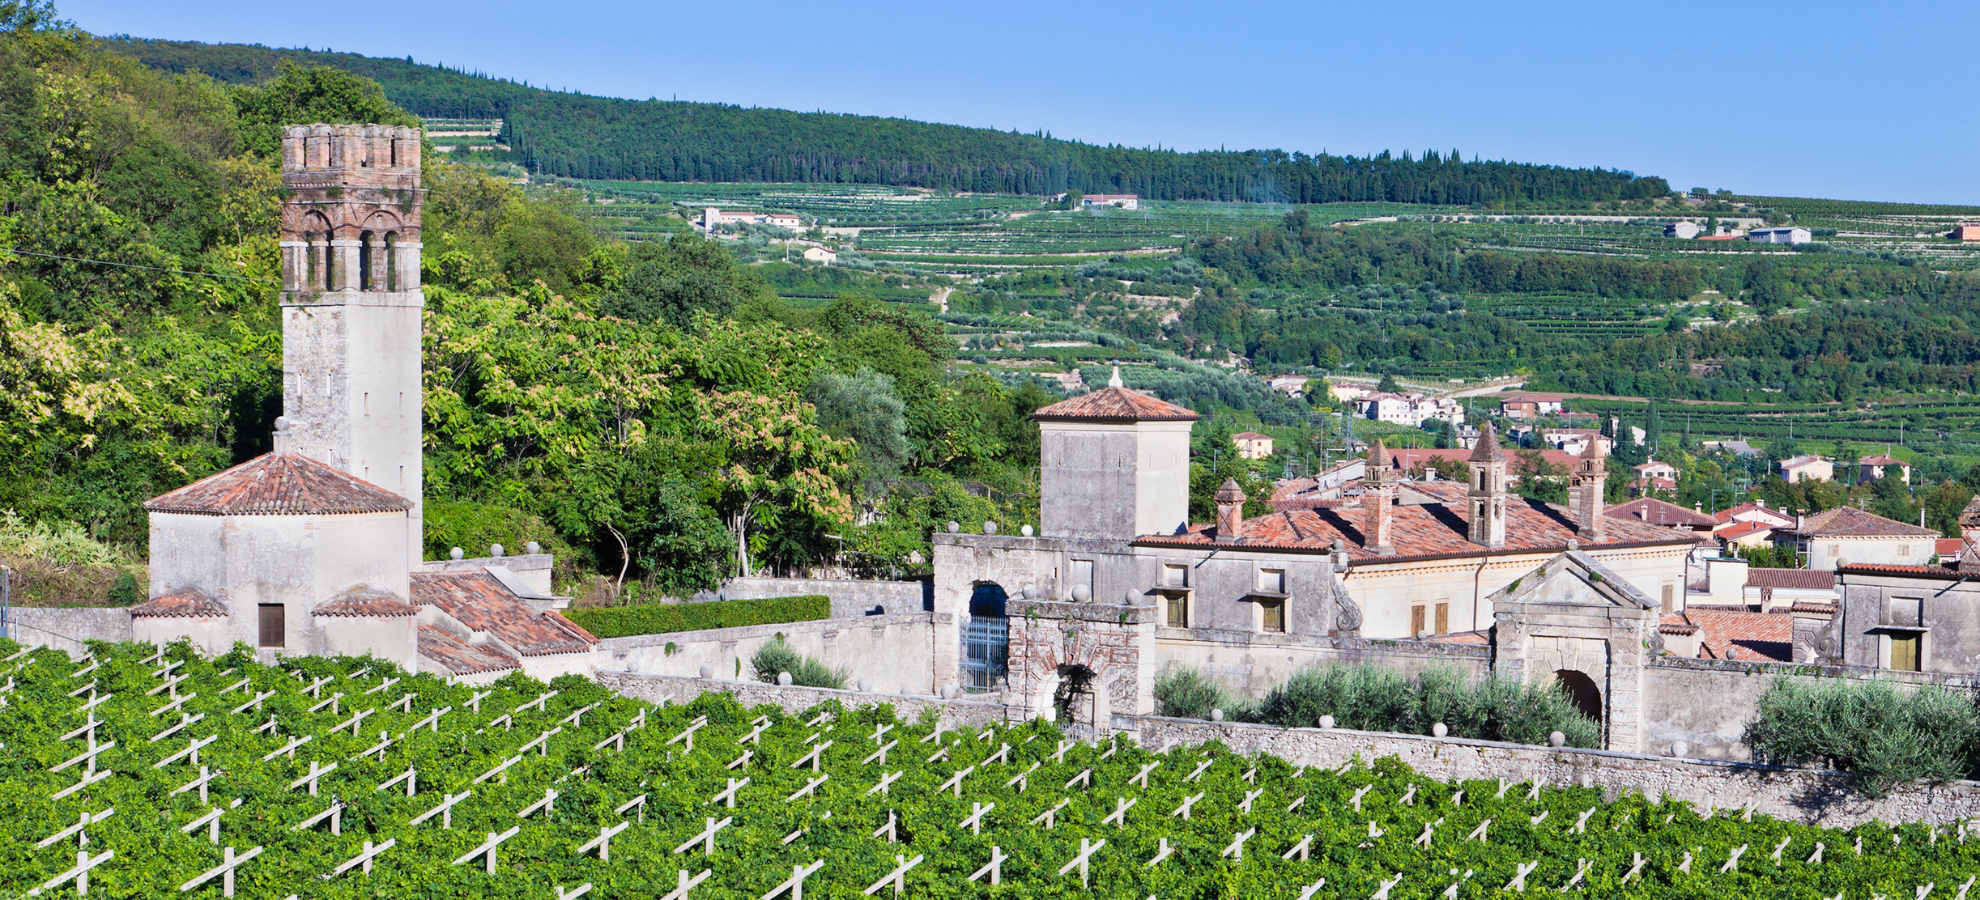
[1257, 568, 1286, 593]
[1410, 605, 1426, 638]
[1890, 633, 1921, 672]
[1899, 544, 1912, 559]
[1434, 602, 1449, 636]
[1165, 593, 1189, 629]
[1163, 564, 1189, 588]
[1661, 584, 1675, 614]
[258, 604, 286, 648]
[1260, 600, 1285, 634]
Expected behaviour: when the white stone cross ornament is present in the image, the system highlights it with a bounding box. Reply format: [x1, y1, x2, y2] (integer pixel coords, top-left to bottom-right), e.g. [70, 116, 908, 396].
[760, 860, 824, 900]
[969, 847, 1007, 884]
[379, 766, 418, 797]
[1297, 879, 1327, 900]
[985, 743, 1010, 765]
[1350, 784, 1373, 812]
[1065, 768, 1092, 790]
[307, 692, 342, 715]
[1413, 823, 1435, 847]
[326, 838, 395, 878]
[1573, 807, 1595, 834]
[1185, 760, 1214, 782]
[1102, 797, 1137, 828]
[868, 770, 904, 797]
[1808, 842, 1825, 864]
[1171, 792, 1204, 820]
[172, 765, 222, 804]
[37, 807, 114, 849]
[616, 793, 648, 824]
[1054, 740, 1073, 763]
[50, 739, 115, 775]
[182, 805, 226, 844]
[861, 854, 923, 896]
[1032, 798, 1071, 829]
[561, 702, 599, 728]
[26, 848, 113, 897]
[517, 787, 559, 818]
[262, 735, 312, 762]
[873, 809, 897, 843]
[792, 741, 831, 772]
[1560, 858, 1590, 891]
[960, 802, 995, 835]
[1372, 872, 1403, 900]
[1221, 828, 1256, 860]
[711, 777, 749, 808]
[1771, 836, 1793, 862]
[466, 689, 491, 712]
[512, 689, 558, 714]
[738, 721, 772, 745]
[473, 755, 523, 785]
[178, 845, 262, 898]
[1004, 761, 1039, 793]
[925, 744, 950, 764]
[51, 767, 111, 801]
[288, 760, 337, 796]
[727, 750, 754, 770]
[862, 741, 897, 766]
[410, 790, 471, 829]
[1467, 819, 1491, 842]
[1504, 861, 1539, 892]
[869, 723, 893, 745]
[674, 817, 734, 855]
[1283, 834, 1314, 860]
[230, 690, 276, 715]
[451, 829, 519, 874]
[668, 717, 708, 752]
[1130, 761, 1159, 788]
[1058, 838, 1106, 887]
[291, 801, 344, 836]
[1148, 837, 1174, 867]
[786, 774, 828, 802]
[520, 726, 562, 756]
[938, 765, 975, 797]
[1721, 844, 1747, 873]
[1622, 851, 1647, 882]
[554, 885, 593, 900]
[1239, 788, 1263, 813]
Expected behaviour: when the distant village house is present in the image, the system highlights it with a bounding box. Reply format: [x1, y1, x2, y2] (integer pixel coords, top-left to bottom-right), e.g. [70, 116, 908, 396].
[1232, 431, 1275, 460]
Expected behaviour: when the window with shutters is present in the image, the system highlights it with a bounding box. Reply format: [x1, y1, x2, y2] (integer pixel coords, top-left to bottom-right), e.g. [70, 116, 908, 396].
[1165, 592, 1189, 628]
[1434, 602, 1449, 636]
[258, 604, 285, 648]
[1410, 605, 1426, 638]
[1889, 633, 1922, 672]
[1259, 599, 1285, 633]
[1661, 584, 1675, 613]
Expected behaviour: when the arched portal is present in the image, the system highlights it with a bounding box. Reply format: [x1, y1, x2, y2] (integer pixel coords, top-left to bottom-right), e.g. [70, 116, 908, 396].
[1054, 663, 1097, 726]
[960, 582, 1009, 692]
[1553, 669, 1603, 723]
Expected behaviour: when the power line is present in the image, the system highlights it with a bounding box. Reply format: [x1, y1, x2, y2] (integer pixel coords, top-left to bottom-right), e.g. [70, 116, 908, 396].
[1, 248, 281, 284]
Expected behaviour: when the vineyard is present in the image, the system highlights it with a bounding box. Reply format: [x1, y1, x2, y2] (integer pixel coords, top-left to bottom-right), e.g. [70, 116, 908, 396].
[4, 639, 1978, 899]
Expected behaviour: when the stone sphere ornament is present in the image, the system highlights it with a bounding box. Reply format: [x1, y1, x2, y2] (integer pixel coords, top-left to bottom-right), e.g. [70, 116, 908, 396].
[1549, 731, 1567, 748]
[1319, 715, 1335, 729]
[1071, 585, 1092, 603]
[947, 521, 961, 534]
[1210, 708, 1225, 722]
[1671, 741, 1690, 758]
[490, 544, 505, 558]
[777, 671, 793, 686]
[1020, 524, 1034, 537]
[983, 521, 998, 535]
[698, 665, 714, 679]
[450, 547, 465, 560]
[526, 541, 541, 554]
[1432, 722, 1449, 738]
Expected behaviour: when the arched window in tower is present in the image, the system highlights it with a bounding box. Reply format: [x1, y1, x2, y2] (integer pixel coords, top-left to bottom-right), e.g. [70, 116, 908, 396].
[358, 231, 374, 290]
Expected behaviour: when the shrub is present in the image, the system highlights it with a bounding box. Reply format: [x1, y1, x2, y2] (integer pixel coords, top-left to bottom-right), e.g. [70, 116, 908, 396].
[563, 596, 829, 639]
[422, 500, 564, 563]
[1745, 678, 1980, 797]
[750, 636, 847, 689]
[1246, 664, 1601, 748]
[106, 571, 143, 607]
[1153, 664, 1237, 719]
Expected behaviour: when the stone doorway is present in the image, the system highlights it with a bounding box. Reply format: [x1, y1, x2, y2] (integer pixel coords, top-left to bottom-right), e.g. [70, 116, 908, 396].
[961, 583, 1010, 692]
[1053, 663, 1100, 734]
[1553, 669, 1603, 723]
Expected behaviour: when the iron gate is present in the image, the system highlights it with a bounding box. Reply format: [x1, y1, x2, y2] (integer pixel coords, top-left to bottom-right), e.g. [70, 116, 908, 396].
[960, 583, 1009, 692]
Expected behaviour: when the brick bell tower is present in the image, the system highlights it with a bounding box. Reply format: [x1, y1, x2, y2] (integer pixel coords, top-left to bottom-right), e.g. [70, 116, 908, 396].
[279, 124, 426, 561]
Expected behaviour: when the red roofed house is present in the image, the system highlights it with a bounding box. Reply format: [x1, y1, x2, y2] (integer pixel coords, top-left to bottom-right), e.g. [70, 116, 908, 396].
[1779, 454, 1834, 483]
[1632, 460, 1678, 493]
[1498, 394, 1565, 419]
[1858, 454, 1910, 485]
[132, 126, 595, 682]
[1713, 500, 1795, 536]
[1233, 431, 1275, 460]
[1774, 506, 1939, 568]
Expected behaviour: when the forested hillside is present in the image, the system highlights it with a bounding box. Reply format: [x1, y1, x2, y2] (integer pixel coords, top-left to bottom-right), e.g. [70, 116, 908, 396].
[106, 37, 1671, 203]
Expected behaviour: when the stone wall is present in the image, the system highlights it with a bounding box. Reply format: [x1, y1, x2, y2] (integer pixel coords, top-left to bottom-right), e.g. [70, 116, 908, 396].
[1643, 656, 1977, 762]
[1129, 715, 1980, 828]
[721, 576, 928, 619]
[595, 670, 1003, 730]
[5, 607, 135, 656]
[594, 613, 939, 696]
[1005, 601, 1155, 724]
[1154, 629, 1491, 698]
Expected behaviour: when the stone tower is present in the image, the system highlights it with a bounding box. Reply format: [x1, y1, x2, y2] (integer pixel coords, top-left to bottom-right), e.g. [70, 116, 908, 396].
[1032, 368, 1198, 542]
[278, 124, 426, 561]
[1468, 423, 1507, 548]
[1571, 437, 1608, 541]
[1362, 437, 1395, 555]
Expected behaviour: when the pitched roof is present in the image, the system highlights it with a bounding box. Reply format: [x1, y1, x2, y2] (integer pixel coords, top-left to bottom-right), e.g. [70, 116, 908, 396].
[1031, 386, 1198, 422]
[1716, 520, 1778, 541]
[1788, 506, 1937, 538]
[416, 624, 520, 676]
[411, 571, 595, 657]
[1136, 490, 1694, 563]
[1745, 569, 1835, 591]
[1233, 432, 1272, 441]
[1836, 561, 1963, 580]
[1468, 424, 1505, 462]
[1713, 501, 1794, 526]
[1937, 538, 1964, 556]
[1780, 455, 1829, 468]
[1685, 608, 1792, 662]
[1961, 495, 1980, 528]
[129, 587, 228, 618]
[1606, 497, 1716, 529]
[1858, 455, 1906, 467]
[313, 587, 418, 618]
[144, 452, 412, 517]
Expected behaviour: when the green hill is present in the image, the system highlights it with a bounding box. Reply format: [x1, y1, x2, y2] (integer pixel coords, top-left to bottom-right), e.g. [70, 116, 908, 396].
[104, 36, 1670, 203]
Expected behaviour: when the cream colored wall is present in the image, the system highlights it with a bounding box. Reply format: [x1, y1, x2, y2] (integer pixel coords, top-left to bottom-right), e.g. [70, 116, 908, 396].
[317, 614, 417, 669]
[1344, 544, 1690, 639]
[133, 616, 233, 656]
[1809, 536, 1935, 568]
[597, 614, 938, 695]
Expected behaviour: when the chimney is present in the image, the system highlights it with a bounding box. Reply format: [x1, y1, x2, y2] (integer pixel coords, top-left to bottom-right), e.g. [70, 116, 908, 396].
[1572, 431, 1607, 541]
[1363, 438, 1396, 555]
[1214, 478, 1247, 542]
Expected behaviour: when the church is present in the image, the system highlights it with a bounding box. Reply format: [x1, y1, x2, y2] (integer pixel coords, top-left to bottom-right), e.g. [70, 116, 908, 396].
[130, 125, 596, 682]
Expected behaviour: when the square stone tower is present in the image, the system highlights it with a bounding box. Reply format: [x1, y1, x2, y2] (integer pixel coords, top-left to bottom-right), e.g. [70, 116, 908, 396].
[278, 124, 426, 561]
[1032, 370, 1198, 542]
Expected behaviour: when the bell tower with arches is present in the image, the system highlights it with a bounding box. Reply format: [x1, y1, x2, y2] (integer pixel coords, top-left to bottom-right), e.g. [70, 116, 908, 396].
[278, 124, 426, 560]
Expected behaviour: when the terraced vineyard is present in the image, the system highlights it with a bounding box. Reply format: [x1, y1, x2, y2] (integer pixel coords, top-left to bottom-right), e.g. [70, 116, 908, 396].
[5, 639, 1977, 898]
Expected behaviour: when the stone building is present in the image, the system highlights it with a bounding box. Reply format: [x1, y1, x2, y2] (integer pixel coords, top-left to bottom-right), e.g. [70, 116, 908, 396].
[134, 124, 595, 681]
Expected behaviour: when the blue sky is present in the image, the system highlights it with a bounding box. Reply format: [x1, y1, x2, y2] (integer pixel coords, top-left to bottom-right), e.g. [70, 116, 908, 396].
[62, 0, 1979, 204]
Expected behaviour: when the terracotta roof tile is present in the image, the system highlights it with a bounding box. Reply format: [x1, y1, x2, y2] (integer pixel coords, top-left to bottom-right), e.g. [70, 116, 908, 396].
[1137, 490, 1694, 563]
[1427, 630, 1489, 645]
[1233, 432, 1272, 440]
[1714, 501, 1794, 526]
[145, 452, 412, 517]
[1789, 506, 1938, 538]
[1607, 498, 1716, 529]
[1745, 569, 1835, 591]
[1716, 521, 1778, 541]
[1937, 538, 1964, 556]
[416, 625, 519, 676]
[313, 587, 418, 618]
[129, 587, 227, 618]
[411, 571, 595, 656]
[1468, 424, 1506, 462]
[1657, 613, 1698, 636]
[1837, 562, 1962, 579]
[1859, 455, 1906, 467]
[1790, 601, 1837, 615]
[1032, 386, 1198, 422]
[1686, 608, 1792, 661]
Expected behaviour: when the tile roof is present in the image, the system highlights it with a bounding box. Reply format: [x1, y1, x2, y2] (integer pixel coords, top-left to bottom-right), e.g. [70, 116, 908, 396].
[1744, 569, 1835, 591]
[1790, 601, 1837, 615]
[1233, 432, 1272, 441]
[313, 587, 418, 618]
[1428, 630, 1489, 645]
[1136, 489, 1695, 563]
[1858, 455, 1906, 467]
[1788, 506, 1937, 538]
[416, 625, 519, 676]
[1836, 561, 1963, 580]
[1938, 538, 1964, 556]
[1713, 501, 1793, 526]
[144, 452, 412, 517]
[1031, 386, 1199, 422]
[1657, 613, 1698, 636]
[1685, 608, 1792, 661]
[411, 571, 595, 657]
[1468, 424, 1506, 462]
[129, 586, 227, 618]
[1607, 498, 1716, 529]
[1715, 521, 1777, 541]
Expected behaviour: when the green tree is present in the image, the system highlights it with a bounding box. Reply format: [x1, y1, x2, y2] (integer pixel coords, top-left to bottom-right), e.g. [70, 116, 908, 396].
[1376, 373, 1399, 393]
[806, 370, 909, 494]
[230, 61, 419, 157]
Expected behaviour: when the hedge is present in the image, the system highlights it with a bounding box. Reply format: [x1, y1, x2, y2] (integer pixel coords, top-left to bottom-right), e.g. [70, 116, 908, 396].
[564, 595, 831, 639]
